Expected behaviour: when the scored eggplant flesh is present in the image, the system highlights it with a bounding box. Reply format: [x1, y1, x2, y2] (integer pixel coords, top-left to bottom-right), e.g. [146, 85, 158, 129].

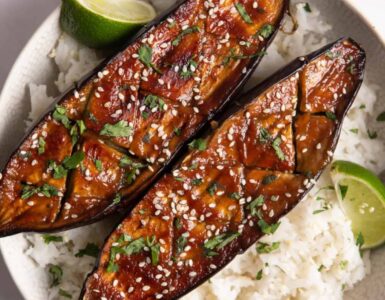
[0, 0, 288, 236]
[81, 38, 365, 300]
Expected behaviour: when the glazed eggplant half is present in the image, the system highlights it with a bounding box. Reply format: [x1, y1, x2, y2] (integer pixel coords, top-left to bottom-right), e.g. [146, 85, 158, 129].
[81, 38, 365, 300]
[0, 0, 288, 236]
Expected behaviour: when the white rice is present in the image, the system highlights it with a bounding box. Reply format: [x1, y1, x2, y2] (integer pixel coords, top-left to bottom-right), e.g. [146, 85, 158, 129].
[20, 1, 385, 299]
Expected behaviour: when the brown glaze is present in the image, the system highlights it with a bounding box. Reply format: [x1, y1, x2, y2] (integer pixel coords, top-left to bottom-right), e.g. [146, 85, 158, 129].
[0, 0, 287, 236]
[81, 38, 365, 300]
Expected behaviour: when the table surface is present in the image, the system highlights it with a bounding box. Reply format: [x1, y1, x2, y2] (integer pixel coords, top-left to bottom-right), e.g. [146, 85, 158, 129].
[0, 1, 384, 299]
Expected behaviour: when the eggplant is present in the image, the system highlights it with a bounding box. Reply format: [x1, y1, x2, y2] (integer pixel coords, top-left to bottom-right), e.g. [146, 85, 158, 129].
[81, 38, 365, 300]
[0, 0, 288, 236]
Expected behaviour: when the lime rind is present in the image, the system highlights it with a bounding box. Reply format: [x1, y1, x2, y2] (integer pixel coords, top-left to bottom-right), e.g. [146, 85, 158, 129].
[60, 0, 156, 49]
[331, 160, 385, 249]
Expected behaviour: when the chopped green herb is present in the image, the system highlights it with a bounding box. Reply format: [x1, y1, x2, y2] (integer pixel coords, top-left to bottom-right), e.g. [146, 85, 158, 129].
[223, 48, 266, 65]
[347, 63, 356, 75]
[168, 21, 176, 28]
[259, 128, 271, 143]
[126, 169, 136, 185]
[141, 111, 150, 120]
[318, 264, 325, 272]
[248, 195, 265, 217]
[207, 182, 218, 196]
[174, 217, 182, 230]
[75, 243, 99, 258]
[70, 124, 80, 145]
[367, 129, 378, 139]
[88, 112, 98, 123]
[42, 234, 63, 244]
[21, 183, 59, 200]
[262, 174, 277, 185]
[272, 137, 285, 161]
[119, 156, 132, 167]
[192, 178, 203, 186]
[77, 120, 87, 135]
[313, 208, 329, 215]
[189, 138, 207, 151]
[258, 24, 275, 39]
[94, 159, 103, 172]
[146, 236, 161, 265]
[229, 192, 241, 200]
[180, 59, 198, 79]
[256, 269, 263, 280]
[138, 44, 162, 74]
[349, 128, 359, 134]
[176, 235, 188, 255]
[38, 137, 46, 155]
[271, 195, 279, 202]
[339, 184, 348, 200]
[172, 26, 200, 46]
[100, 121, 133, 137]
[188, 163, 198, 170]
[112, 194, 122, 205]
[174, 127, 182, 136]
[174, 177, 184, 182]
[58, 289, 72, 299]
[256, 241, 280, 254]
[48, 264, 63, 287]
[48, 161, 68, 179]
[203, 232, 240, 256]
[144, 94, 165, 111]
[359, 104, 366, 110]
[53, 106, 71, 129]
[325, 111, 337, 120]
[63, 151, 85, 170]
[340, 260, 348, 270]
[107, 262, 119, 273]
[258, 220, 280, 235]
[235, 3, 253, 24]
[107, 237, 146, 272]
[303, 2, 312, 12]
[356, 232, 364, 256]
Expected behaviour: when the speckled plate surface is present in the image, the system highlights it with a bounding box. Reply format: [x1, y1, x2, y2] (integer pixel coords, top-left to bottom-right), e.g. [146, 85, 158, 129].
[1, 1, 385, 299]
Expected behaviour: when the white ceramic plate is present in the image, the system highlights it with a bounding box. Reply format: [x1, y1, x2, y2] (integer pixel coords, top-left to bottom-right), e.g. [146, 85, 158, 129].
[1, 1, 385, 299]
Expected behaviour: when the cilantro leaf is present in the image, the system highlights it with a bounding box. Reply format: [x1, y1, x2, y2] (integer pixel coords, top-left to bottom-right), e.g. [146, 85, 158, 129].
[75, 243, 100, 258]
[258, 220, 281, 235]
[235, 3, 253, 24]
[63, 151, 85, 170]
[189, 138, 207, 151]
[272, 137, 285, 161]
[42, 234, 63, 244]
[258, 24, 275, 39]
[100, 121, 133, 137]
[138, 44, 162, 74]
[48, 264, 63, 287]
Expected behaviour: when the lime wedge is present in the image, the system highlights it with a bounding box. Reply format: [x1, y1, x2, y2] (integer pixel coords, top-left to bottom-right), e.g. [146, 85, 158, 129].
[60, 0, 156, 48]
[330, 160, 385, 249]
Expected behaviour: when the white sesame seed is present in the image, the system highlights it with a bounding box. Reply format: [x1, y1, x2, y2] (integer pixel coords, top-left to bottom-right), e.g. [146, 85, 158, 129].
[189, 271, 197, 277]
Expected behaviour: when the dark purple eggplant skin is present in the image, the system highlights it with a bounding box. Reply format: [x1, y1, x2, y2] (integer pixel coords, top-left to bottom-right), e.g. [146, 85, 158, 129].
[80, 37, 365, 300]
[0, 0, 289, 237]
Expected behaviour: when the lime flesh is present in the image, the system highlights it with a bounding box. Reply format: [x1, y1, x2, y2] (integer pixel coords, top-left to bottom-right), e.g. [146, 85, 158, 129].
[60, 0, 156, 49]
[331, 160, 385, 249]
